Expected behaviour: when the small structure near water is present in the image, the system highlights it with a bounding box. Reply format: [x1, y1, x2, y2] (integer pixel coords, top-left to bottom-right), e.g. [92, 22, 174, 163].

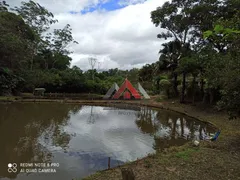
[33, 88, 46, 96]
[103, 78, 150, 100]
[103, 83, 119, 99]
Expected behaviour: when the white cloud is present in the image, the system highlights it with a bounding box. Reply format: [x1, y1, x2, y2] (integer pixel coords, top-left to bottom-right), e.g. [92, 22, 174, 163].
[63, 106, 155, 162]
[8, 0, 109, 14]
[118, 0, 147, 6]
[8, 0, 167, 70]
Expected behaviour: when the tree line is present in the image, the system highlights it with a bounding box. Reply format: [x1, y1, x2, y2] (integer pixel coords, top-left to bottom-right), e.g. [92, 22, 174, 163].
[0, 1, 139, 95]
[0, 0, 239, 118]
[146, 0, 239, 118]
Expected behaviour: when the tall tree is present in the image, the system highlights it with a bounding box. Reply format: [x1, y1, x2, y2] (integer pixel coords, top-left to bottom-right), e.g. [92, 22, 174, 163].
[12, 0, 58, 70]
[138, 64, 154, 82]
[0, 1, 8, 11]
[0, 11, 35, 70]
[204, 13, 240, 118]
[12, 0, 57, 35]
[158, 40, 182, 96]
[151, 0, 195, 102]
[50, 24, 78, 69]
[51, 24, 78, 55]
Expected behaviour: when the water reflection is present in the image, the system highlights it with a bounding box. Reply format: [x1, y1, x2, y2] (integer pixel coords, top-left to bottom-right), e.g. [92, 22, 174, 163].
[0, 103, 216, 180]
[0, 103, 81, 179]
[135, 107, 216, 151]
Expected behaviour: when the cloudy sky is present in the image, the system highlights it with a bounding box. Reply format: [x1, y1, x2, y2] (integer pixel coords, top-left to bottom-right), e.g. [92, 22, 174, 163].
[9, 0, 167, 71]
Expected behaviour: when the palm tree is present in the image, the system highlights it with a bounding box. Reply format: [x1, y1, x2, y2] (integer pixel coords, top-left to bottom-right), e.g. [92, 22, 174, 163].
[157, 40, 182, 96]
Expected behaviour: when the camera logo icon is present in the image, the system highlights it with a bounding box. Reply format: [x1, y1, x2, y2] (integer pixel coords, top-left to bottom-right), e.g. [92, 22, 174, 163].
[8, 163, 17, 173]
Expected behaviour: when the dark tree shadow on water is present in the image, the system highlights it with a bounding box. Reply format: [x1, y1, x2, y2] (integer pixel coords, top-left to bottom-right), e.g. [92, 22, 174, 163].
[135, 106, 159, 135]
[134, 107, 216, 152]
[87, 106, 101, 124]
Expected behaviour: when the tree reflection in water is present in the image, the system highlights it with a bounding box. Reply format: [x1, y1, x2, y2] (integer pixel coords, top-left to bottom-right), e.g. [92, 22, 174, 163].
[135, 107, 216, 152]
[0, 103, 82, 179]
[87, 106, 97, 124]
[135, 106, 159, 135]
[0, 103, 216, 179]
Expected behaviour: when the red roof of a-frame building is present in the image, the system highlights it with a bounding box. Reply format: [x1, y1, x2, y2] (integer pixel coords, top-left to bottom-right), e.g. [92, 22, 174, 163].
[112, 78, 141, 99]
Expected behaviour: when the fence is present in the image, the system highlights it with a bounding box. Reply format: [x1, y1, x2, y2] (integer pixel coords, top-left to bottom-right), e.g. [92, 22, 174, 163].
[21, 93, 104, 100]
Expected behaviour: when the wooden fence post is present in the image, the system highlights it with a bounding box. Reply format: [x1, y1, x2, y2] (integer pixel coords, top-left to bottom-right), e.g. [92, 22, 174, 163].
[108, 157, 111, 169]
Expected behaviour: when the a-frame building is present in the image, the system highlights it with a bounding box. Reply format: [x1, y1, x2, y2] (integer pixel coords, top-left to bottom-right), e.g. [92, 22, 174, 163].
[103, 83, 119, 99]
[137, 82, 150, 99]
[112, 78, 141, 99]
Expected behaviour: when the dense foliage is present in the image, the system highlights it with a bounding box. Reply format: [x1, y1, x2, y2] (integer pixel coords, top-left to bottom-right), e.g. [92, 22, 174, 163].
[0, 0, 239, 118]
[150, 0, 240, 118]
[0, 1, 138, 95]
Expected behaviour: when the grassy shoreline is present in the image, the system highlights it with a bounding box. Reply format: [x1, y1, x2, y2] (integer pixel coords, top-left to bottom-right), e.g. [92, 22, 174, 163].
[81, 99, 240, 180]
[1, 96, 240, 180]
[0, 96, 218, 129]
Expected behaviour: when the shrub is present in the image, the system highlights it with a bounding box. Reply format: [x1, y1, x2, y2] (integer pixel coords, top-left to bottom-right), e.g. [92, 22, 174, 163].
[159, 79, 171, 98]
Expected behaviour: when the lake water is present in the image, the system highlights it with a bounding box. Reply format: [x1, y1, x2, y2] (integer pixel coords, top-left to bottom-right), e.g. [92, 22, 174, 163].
[0, 103, 216, 180]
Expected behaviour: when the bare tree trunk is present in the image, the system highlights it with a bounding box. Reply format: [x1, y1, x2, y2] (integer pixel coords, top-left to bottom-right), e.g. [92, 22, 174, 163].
[180, 118, 184, 137]
[173, 72, 179, 97]
[30, 53, 34, 70]
[202, 88, 208, 104]
[92, 72, 94, 81]
[199, 124, 204, 139]
[171, 119, 177, 138]
[52, 60, 57, 69]
[192, 76, 196, 104]
[209, 89, 214, 104]
[30, 44, 37, 70]
[180, 72, 186, 103]
[166, 89, 170, 99]
[44, 59, 48, 69]
[200, 70, 204, 100]
[200, 78, 204, 97]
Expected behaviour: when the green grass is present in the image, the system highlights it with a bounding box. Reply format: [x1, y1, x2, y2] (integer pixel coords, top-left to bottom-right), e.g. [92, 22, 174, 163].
[175, 148, 199, 160]
[143, 159, 153, 168]
[1, 96, 240, 180]
[21, 93, 34, 97]
[81, 100, 240, 180]
[155, 95, 167, 102]
[0, 96, 18, 101]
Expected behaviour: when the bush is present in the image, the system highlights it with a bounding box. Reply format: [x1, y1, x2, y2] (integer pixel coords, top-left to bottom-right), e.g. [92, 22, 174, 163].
[0, 68, 24, 95]
[159, 79, 171, 98]
[152, 74, 170, 94]
[186, 78, 201, 100]
[156, 95, 168, 102]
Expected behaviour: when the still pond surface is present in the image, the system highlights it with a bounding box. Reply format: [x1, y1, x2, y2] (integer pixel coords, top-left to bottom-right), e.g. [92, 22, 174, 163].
[0, 103, 216, 180]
